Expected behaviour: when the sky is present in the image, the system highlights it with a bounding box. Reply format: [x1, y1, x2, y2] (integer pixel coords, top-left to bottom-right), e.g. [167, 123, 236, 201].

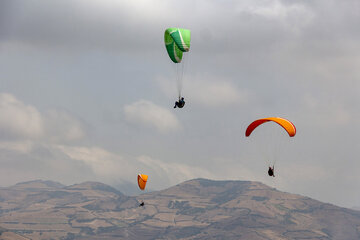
[0, 0, 360, 208]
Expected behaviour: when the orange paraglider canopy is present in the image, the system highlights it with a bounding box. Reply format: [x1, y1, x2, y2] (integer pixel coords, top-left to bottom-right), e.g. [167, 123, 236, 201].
[137, 174, 148, 191]
[245, 117, 296, 137]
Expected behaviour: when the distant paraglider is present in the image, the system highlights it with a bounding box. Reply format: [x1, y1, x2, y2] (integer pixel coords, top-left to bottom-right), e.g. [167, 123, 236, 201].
[164, 28, 191, 108]
[137, 174, 148, 190]
[268, 166, 275, 177]
[246, 117, 296, 177]
[137, 174, 148, 207]
[174, 97, 185, 108]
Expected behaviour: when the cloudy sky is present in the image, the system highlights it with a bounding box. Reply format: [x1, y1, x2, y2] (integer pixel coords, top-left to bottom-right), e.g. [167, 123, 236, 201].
[0, 0, 360, 208]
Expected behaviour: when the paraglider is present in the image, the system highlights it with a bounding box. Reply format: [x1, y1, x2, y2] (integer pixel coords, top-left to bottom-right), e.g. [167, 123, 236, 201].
[268, 166, 275, 177]
[137, 174, 148, 207]
[246, 117, 296, 177]
[137, 174, 148, 190]
[164, 28, 191, 108]
[174, 97, 185, 108]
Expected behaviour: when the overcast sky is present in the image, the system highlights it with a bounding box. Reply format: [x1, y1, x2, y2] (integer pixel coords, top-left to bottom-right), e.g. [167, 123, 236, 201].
[0, 0, 360, 208]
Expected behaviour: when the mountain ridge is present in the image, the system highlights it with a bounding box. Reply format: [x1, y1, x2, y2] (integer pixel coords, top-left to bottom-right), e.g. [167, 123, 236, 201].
[0, 178, 358, 239]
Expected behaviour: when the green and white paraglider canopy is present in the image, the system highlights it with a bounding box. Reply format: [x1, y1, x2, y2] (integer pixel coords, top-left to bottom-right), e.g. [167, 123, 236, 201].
[164, 28, 191, 63]
[164, 28, 191, 99]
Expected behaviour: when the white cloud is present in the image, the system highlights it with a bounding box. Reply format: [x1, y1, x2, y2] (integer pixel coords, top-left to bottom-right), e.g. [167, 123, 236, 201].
[0, 93, 86, 143]
[0, 94, 204, 190]
[124, 100, 180, 133]
[0, 93, 43, 139]
[56, 145, 213, 189]
[56, 145, 133, 180]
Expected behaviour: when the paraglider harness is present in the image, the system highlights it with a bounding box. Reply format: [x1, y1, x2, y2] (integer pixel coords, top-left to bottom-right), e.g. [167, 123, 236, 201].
[268, 166, 275, 177]
[174, 97, 185, 108]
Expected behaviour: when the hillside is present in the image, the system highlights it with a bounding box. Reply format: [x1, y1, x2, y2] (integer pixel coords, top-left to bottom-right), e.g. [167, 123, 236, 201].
[0, 179, 359, 239]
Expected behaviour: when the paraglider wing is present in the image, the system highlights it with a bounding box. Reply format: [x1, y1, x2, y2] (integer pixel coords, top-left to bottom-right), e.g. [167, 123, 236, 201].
[137, 174, 148, 191]
[245, 117, 296, 137]
[164, 28, 191, 63]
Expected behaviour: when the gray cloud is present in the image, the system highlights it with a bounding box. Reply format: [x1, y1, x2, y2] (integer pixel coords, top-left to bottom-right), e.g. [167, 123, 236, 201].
[43, 109, 87, 143]
[157, 74, 249, 107]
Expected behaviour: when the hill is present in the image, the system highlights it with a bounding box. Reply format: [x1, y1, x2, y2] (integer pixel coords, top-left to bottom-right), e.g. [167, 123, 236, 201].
[0, 179, 359, 239]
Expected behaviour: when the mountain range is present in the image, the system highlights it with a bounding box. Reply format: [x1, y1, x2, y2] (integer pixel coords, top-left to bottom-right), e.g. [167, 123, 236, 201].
[0, 179, 359, 240]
